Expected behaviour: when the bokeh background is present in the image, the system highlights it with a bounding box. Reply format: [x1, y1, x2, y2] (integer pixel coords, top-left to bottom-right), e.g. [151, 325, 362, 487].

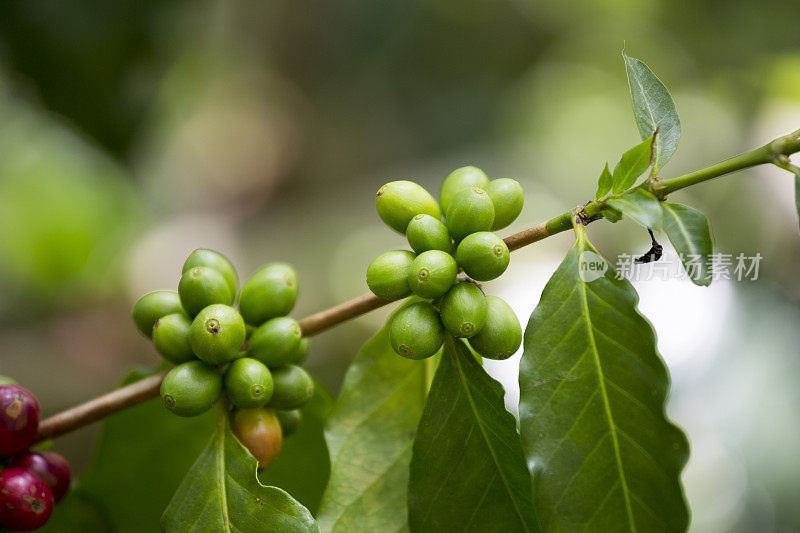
[1, 1, 799, 531]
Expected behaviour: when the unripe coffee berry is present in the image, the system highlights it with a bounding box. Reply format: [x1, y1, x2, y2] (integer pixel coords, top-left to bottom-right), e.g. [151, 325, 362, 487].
[189, 304, 246, 366]
[455, 232, 510, 281]
[247, 317, 303, 368]
[438, 282, 487, 338]
[231, 408, 283, 471]
[238, 263, 298, 326]
[10, 451, 71, 503]
[289, 337, 309, 365]
[407, 250, 457, 299]
[152, 313, 196, 364]
[467, 296, 522, 360]
[0, 385, 40, 457]
[366, 250, 415, 301]
[438, 166, 489, 214]
[182, 248, 238, 297]
[389, 302, 445, 359]
[0, 376, 17, 386]
[375, 181, 441, 234]
[178, 266, 233, 317]
[0, 468, 53, 532]
[160, 361, 223, 417]
[275, 409, 302, 437]
[485, 178, 524, 230]
[132, 290, 186, 337]
[225, 358, 274, 409]
[269, 365, 315, 410]
[445, 187, 495, 242]
[406, 214, 453, 254]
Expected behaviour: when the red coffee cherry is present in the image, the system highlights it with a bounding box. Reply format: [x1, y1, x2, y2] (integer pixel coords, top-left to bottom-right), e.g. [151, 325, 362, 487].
[0, 386, 40, 457]
[0, 467, 54, 531]
[10, 451, 71, 503]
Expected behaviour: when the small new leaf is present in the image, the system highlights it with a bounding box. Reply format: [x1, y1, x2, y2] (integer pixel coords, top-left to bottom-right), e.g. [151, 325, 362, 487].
[611, 135, 655, 194]
[624, 52, 681, 173]
[519, 226, 689, 531]
[162, 408, 319, 533]
[661, 202, 714, 286]
[595, 163, 613, 200]
[408, 336, 538, 532]
[604, 189, 662, 230]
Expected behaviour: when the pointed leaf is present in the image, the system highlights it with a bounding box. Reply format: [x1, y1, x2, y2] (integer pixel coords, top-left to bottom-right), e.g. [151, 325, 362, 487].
[408, 336, 538, 533]
[595, 163, 613, 199]
[661, 202, 713, 286]
[624, 52, 681, 173]
[318, 301, 437, 533]
[604, 189, 662, 229]
[519, 227, 689, 531]
[611, 135, 655, 193]
[162, 408, 319, 532]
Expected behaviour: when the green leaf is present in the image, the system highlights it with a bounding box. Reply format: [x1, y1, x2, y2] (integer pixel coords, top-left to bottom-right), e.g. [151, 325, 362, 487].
[259, 383, 332, 515]
[519, 226, 689, 532]
[318, 301, 437, 533]
[604, 189, 662, 229]
[623, 52, 681, 173]
[611, 135, 655, 194]
[661, 202, 713, 286]
[162, 406, 319, 532]
[595, 163, 613, 199]
[45, 369, 216, 532]
[408, 336, 538, 532]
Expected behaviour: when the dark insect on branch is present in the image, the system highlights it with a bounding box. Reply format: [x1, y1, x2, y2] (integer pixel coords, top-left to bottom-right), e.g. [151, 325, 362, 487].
[635, 228, 663, 264]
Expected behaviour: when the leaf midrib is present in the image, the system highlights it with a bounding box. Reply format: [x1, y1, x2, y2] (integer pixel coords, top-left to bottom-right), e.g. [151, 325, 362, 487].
[449, 338, 532, 533]
[575, 239, 636, 533]
[216, 408, 231, 533]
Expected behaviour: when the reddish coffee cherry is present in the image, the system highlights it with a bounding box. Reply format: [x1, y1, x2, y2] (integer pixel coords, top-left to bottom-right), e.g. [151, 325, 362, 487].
[0, 386, 40, 457]
[10, 451, 71, 503]
[0, 468, 54, 531]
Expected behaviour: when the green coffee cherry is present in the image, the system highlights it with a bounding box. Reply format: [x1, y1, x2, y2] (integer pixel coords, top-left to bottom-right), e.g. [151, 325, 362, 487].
[231, 408, 283, 470]
[189, 304, 246, 365]
[160, 361, 223, 417]
[439, 166, 489, 214]
[248, 317, 303, 367]
[389, 302, 445, 359]
[238, 263, 298, 326]
[132, 290, 186, 337]
[366, 250, 415, 300]
[275, 409, 302, 437]
[269, 365, 315, 410]
[407, 250, 457, 299]
[0, 376, 17, 386]
[182, 248, 238, 297]
[485, 178, 524, 230]
[152, 313, 196, 364]
[455, 232, 510, 281]
[439, 282, 487, 338]
[445, 187, 495, 242]
[289, 337, 309, 365]
[178, 266, 233, 317]
[468, 296, 522, 360]
[375, 181, 441, 233]
[406, 214, 453, 254]
[225, 358, 274, 408]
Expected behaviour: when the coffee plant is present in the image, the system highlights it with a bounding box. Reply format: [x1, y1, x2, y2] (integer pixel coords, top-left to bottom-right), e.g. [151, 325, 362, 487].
[1, 53, 799, 532]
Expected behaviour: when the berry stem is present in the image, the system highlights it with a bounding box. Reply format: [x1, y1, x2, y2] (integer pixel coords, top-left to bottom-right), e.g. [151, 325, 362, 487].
[34, 129, 800, 442]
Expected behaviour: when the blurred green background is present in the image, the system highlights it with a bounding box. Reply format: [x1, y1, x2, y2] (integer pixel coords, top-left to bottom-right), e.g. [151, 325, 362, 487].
[1, 1, 799, 531]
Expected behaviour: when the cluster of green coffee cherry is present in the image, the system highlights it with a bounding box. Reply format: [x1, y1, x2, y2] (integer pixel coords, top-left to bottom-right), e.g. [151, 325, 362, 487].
[367, 166, 525, 360]
[132, 250, 313, 467]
